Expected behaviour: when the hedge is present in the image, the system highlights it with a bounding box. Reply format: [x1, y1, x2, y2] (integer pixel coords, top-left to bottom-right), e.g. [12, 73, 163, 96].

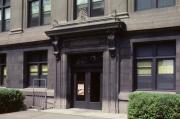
[0, 88, 25, 114]
[128, 92, 180, 119]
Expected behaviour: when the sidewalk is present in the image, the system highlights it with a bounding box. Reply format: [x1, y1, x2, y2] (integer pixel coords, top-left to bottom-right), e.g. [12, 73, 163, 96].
[40, 108, 127, 119]
[0, 109, 127, 119]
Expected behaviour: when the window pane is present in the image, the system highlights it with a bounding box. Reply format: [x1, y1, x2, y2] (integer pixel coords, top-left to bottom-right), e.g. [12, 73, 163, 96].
[5, 8, 10, 20]
[158, 0, 175, 8]
[0, 9, 2, 21]
[41, 64, 48, 75]
[77, 0, 88, 5]
[0, 9, 1, 31]
[29, 1, 39, 27]
[30, 65, 38, 72]
[76, 0, 88, 19]
[30, 14, 39, 26]
[136, 45, 153, 57]
[0, 0, 2, 6]
[4, 0, 10, 6]
[43, 0, 51, 12]
[92, 0, 104, 17]
[40, 64, 47, 87]
[137, 60, 152, 89]
[157, 59, 175, 90]
[93, 0, 102, 2]
[136, 0, 156, 11]
[30, 65, 38, 76]
[77, 4, 88, 18]
[158, 60, 174, 74]
[137, 61, 152, 76]
[157, 43, 175, 56]
[4, 8, 10, 31]
[42, 0, 51, 25]
[4, 20, 10, 31]
[31, 1, 39, 14]
[42, 12, 51, 25]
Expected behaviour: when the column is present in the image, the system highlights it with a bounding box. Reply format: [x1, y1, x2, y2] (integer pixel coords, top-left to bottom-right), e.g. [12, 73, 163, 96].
[176, 39, 180, 93]
[59, 53, 68, 108]
[102, 50, 110, 112]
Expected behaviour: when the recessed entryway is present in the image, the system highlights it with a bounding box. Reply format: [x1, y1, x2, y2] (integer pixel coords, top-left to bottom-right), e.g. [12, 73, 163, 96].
[69, 53, 102, 110]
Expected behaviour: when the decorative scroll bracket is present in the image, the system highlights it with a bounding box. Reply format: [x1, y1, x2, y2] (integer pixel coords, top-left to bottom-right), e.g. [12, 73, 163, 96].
[107, 32, 116, 58]
[51, 37, 62, 61]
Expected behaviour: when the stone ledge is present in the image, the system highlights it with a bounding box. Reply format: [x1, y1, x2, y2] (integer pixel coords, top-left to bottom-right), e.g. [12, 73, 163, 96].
[118, 92, 130, 101]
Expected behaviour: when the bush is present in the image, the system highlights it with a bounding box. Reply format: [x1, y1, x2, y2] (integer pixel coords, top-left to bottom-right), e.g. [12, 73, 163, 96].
[128, 92, 180, 119]
[0, 88, 25, 114]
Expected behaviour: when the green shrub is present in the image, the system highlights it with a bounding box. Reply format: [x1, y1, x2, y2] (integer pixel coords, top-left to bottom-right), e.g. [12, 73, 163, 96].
[128, 92, 180, 119]
[0, 88, 25, 114]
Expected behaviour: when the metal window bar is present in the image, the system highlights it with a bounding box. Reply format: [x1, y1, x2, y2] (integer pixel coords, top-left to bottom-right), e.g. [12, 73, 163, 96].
[32, 78, 47, 110]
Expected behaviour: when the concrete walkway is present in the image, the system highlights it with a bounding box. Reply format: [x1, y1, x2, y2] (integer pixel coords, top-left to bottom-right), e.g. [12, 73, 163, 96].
[0, 109, 127, 119]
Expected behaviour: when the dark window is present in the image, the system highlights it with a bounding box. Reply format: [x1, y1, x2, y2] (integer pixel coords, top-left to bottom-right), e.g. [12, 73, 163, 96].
[4, 0, 9, 6]
[28, 0, 51, 27]
[75, 0, 104, 19]
[25, 51, 48, 88]
[136, 45, 153, 57]
[0, 0, 10, 32]
[135, 42, 176, 90]
[0, 54, 6, 87]
[135, 0, 175, 11]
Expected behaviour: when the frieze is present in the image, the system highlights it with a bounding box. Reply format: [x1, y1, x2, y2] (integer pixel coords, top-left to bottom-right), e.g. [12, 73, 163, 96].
[63, 37, 106, 49]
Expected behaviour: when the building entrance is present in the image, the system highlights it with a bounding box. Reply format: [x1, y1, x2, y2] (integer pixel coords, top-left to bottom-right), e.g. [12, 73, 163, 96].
[70, 53, 102, 110]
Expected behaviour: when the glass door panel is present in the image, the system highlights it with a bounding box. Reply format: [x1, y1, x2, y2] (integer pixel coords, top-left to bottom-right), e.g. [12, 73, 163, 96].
[90, 72, 100, 102]
[76, 72, 86, 101]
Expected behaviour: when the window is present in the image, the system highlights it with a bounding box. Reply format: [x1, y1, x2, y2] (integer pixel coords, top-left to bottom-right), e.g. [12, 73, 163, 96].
[0, 54, 6, 87]
[135, 0, 176, 11]
[157, 59, 175, 89]
[0, 0, 10, 32]
[25, 51, 48, 88]
[75, 0, 104, 19]
[135, 42, 176, 90]
[28, 0, 51, 27]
